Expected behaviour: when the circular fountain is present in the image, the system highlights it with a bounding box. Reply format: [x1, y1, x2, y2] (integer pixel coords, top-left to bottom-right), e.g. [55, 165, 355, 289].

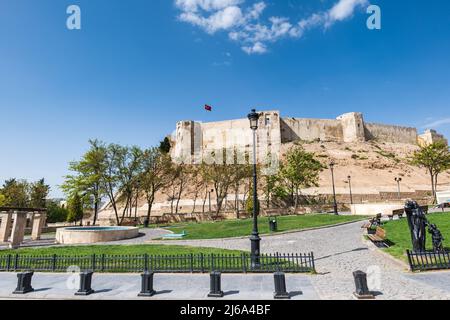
[56, 226, 139, 244]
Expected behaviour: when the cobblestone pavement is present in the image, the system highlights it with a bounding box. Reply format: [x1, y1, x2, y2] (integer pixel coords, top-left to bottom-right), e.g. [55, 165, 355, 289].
[151, 222, 450, 300]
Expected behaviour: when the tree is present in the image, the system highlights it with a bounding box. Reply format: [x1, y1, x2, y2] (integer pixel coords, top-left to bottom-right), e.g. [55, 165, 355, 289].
[46, 200, 69, 223]
[114, 146, 144, 225]
[263, 174, 278, 209]
[411, 142, 450, 202]
[201, 150, 235, 218]
[230, 150, 252, 219]
[166, 163, 188, 214]
[245, 181, 260, 216]
[140, 148, 171, 222]
[277, 146, 324, 209]
[29, 178, 50, 208]
[100, 144, 143, 226]
[0, 193, 5, 206]
[0, 179, 29, 207]
[189, 165, 206, 214]
[62, 139, 107, 225]
[67, 193, 84, 224]
[159, 137, 171, 154]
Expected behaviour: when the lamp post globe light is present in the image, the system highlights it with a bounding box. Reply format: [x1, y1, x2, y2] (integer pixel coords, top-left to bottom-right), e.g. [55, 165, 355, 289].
[395, 177, 402, 199]
[248, 109, 261, 269]
[329, 161, 339, 215]
[348, 175, 353, 205]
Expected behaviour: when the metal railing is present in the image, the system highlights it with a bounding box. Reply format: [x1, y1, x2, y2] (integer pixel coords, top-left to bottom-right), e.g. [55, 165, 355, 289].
[406, 249, 450, 271]
[0, 252, 315, 274]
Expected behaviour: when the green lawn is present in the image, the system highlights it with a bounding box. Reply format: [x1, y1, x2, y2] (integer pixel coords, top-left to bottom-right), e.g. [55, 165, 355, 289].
[0, 244, 243, 256]
[382, 212, 450, 262]
[164, 214, 368, 240]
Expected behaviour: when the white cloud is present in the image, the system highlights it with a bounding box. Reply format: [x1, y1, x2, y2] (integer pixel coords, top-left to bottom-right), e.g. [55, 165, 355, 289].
[422, 118, 450, 129]
[326, 0, 369, 26]
[175, 0, 244, 12]
[242, 41, 267, 54]
[175, 0, 369, 54]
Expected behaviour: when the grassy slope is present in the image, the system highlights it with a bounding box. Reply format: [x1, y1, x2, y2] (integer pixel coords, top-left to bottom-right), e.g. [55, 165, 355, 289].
[382, 212, 450, 261]
[165, 214, 368, 240]
[0, 244, 243, 256]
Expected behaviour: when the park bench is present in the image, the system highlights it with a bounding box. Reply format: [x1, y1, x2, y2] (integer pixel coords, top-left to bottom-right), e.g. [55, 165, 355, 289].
[162, 230, 187, 239]
[387, 209, 404, 221]
[361, 213, 382, 229]
[367, 227, 388, 247]
[387, 205, 429, 220]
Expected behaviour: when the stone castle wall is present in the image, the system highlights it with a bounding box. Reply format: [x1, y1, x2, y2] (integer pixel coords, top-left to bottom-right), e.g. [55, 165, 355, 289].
[170, 111, 445, 162]
[364, 123, 418, 144]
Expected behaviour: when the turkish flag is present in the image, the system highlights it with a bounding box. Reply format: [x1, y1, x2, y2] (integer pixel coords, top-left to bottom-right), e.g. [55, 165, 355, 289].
[204, 104, 212, 111]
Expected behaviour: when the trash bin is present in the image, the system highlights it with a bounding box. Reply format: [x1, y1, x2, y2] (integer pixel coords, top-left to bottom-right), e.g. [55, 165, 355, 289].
[143, 218, 149, 228]
[268, 217, 278, 232]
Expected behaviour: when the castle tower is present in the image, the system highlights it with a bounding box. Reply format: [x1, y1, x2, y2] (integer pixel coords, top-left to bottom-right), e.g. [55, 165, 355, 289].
[337, 112, 366, 143]
[172, 120, 202, 163]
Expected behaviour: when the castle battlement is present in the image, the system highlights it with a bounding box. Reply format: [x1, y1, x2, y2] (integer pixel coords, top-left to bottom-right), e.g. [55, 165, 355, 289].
[170, 111, 446, 163]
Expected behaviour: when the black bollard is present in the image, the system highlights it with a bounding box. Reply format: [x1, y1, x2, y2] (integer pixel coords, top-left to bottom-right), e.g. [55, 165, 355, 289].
[273, 272, 290, 299]
[13, 271, 34, 294]
[353, 271, 374, 299]
[208, 271, 224, 298]
[75, 270, 95, 296]
[138, 271, 156, 297]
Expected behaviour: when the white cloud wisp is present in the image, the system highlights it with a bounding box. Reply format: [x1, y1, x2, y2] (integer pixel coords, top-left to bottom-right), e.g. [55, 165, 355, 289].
[175, 0, 369, 54]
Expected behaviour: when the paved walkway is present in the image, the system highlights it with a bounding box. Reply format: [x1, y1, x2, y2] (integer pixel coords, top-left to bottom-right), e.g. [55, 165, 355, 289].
[149, 222, 450, 300]
[1, 221, 449, 299]
[0, 273, 318, 300]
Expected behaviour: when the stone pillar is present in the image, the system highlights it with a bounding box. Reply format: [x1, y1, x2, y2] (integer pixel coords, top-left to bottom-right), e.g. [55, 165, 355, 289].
[9, 211, 27, 249]
[31, 213, 47, 241]
[0, 212, 13, 242]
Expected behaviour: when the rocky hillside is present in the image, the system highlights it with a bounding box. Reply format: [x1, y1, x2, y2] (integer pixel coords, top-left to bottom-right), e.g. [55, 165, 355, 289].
[289, 140, 450, 196]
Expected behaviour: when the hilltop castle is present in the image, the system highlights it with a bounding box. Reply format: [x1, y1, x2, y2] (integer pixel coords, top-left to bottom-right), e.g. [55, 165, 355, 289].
[170, 111, 447, 163]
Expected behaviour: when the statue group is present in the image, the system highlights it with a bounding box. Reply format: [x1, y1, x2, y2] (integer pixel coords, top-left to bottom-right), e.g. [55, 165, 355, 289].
[404, 200, 445, 253]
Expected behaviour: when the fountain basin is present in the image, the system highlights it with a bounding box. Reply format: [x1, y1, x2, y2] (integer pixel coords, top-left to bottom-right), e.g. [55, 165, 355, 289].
[56, 226, 139, 244]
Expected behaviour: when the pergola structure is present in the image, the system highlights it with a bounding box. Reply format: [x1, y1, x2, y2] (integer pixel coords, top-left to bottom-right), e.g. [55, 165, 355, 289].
[0, 207, 47, 249]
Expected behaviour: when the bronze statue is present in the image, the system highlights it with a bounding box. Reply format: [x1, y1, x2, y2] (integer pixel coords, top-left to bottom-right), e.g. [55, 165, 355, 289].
[427, 224, 444, 253]
[404, 200, 427, 252]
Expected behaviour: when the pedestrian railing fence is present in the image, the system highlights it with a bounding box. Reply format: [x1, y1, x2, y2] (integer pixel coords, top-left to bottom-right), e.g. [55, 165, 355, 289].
[0, 252, 315, 274]
[406, 249, 450, 271]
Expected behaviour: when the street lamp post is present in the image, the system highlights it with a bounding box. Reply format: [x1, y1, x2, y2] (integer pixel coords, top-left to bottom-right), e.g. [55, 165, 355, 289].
[208, 189, 214, 214]
[348, 175, 353, 205]
[330, 161, 339, 215]
[395, 177, 402, 200]
[248, 109, 261, 269]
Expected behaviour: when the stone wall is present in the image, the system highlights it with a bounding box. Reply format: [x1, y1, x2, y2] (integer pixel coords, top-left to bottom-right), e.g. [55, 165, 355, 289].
[364, 123, 418, 144]
[171, 110, 446, 162]
[171, 111, 281, 164]
[280, 118, 343, 143]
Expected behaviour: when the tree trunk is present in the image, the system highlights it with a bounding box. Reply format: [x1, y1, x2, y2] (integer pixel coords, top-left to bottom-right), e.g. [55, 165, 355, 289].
[191, 191, 198, 214]
[145, 191, 155, 221]
[107, 184, 120, 226]
[202, 188, 207, 214]
[294, 187, 299, 210]
[175, 180, 184, 214]
[430, 170, 436, 204]
[234, 183, 240, 219]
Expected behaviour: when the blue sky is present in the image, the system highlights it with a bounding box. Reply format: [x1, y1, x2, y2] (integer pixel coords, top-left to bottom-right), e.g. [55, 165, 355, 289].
[1, 0, 449, 197]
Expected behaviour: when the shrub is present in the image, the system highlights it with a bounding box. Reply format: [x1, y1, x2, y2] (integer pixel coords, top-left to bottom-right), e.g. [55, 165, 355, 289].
[46, 201, 69, 223]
